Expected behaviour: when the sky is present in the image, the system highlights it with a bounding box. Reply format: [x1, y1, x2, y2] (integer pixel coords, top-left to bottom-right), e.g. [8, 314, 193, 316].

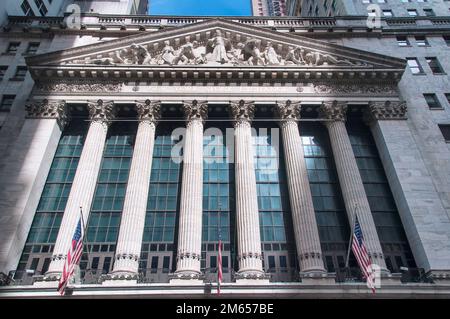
[149, 0, 252, 16]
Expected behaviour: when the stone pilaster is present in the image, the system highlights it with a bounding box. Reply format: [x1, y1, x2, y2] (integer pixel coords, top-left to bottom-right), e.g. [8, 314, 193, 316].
[275, 101, 326, 276]
[319, 101, 387, 271]
[173, 100, 208, 280]
[0, 100, 68, 275]
[45, 99, 116, 280]
[230, 100, 267, 280]
[110, 100, 161, 279]
[365, 101, 450, 283]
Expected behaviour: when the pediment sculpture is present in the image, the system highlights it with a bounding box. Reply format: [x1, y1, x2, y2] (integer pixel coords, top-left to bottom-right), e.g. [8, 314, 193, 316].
[65, 29, 368, 67]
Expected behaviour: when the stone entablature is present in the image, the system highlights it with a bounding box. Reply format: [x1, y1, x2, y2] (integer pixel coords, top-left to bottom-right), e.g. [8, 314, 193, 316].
[5, 15, 450, 37]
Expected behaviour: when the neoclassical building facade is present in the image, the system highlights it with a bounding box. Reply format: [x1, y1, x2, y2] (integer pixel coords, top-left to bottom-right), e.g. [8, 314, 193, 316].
[1, 17, 450, 298]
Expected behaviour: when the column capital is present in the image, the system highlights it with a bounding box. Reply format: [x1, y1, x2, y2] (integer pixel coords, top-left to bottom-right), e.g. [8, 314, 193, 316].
[87, 99, 116, 125]
[229, 100, 255, 126]
[25, 99, 69, 129]
[365, 101, 407, 124]
[136, 100, 161, 123]
[274, 100, 301, 123]
[182, 100, 208, 123]
[319, 100, 348, 122]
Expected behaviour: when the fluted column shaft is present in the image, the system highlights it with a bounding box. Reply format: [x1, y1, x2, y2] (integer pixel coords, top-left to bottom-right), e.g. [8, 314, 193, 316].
[321, 101, 387, 270]
[276, 101, 326, 275]
[230, 100, 265, 277]
[111, 101, 161, 277]
[46, 100, 115, 278]
[174, 101, 207, 278]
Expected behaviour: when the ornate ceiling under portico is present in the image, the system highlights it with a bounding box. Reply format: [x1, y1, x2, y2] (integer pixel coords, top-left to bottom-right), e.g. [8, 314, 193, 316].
[26, 19, 407, 83]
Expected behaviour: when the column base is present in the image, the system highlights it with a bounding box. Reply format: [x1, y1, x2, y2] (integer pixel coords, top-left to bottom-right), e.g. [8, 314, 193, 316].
[427, 270, 450, 285]
[102, 279, 138, 286]
[33, 272, 60, 286]
[32, 279, 59, 288]
[234, 270, 270, 284]
[300, 272, 336, 285]
[101, 272, 139, 286]
[169, 278, 204, 285]
[380, 272, 402, 286]
[169, 270, 204, 284]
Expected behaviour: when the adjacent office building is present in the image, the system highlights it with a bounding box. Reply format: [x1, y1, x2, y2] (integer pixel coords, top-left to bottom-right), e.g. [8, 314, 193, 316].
[286, 0, 450, 17]
[252, 0, 287, 16]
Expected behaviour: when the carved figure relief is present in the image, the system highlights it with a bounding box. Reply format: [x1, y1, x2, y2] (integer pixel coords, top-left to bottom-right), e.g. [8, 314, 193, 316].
[65, 29, 369, 67]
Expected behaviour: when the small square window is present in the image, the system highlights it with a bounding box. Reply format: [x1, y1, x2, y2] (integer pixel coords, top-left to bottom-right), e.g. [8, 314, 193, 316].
[443, 36, 450, 46]
[0, 66, 7, 81]
[423, 94, 442, 109]
[13, 66, 27, 80]
[35, 0, 48, 16]
[0, 95, 16, 112]
[6, 42, 20, 54]
[426, 57, 444, 74]
[415, 36, 429, 46]
[406, 58, 424, 74]
[407, 9, 418, 17]
[423, 9, 435, 17]
[397, 36, 410, 46]
[438, 125, 450, 142]
[26, 42, 40, 55]
[445, 93, 450, 105]
[383, 10, 393, 17]
[21, 0, 34, 16]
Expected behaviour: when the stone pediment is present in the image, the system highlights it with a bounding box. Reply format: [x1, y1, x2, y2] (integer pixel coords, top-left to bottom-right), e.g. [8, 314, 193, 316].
[26, 19, 406, 81]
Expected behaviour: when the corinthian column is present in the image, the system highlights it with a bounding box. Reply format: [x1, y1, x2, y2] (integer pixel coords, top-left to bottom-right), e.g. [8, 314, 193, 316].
[45, 99, 116, 279]
[319, 101, 387, 271]
[172, 100, 208, 280]
[275, 101, 326, 276]
[230, 100, 266, 280]
[110, 100, 161, 279]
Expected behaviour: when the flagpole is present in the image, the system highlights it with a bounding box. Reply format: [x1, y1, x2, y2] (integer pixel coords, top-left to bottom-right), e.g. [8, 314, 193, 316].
[345, 203, 357, 269]
[217, 202, 222, 296]
[77, 206, 90, 283]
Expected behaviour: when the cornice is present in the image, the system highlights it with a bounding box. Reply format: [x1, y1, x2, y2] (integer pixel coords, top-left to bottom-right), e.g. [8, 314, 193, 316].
[25, 18, 406, 70]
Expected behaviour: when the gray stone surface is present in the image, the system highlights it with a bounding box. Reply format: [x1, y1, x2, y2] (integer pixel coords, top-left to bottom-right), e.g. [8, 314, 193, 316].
[0, 118, 61, 274]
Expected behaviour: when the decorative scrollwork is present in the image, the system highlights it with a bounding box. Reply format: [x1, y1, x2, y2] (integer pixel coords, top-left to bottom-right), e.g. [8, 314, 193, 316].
[229, 100, 255, 126]
[26, 99, 69, 128]
[87, 99, 116, 125]
[367, 101, 407, 121]
[319, 100, 348, 122]
[65, 29, 370, 68]
[136, 100, 161, 123]
[183, 100, 208, 123]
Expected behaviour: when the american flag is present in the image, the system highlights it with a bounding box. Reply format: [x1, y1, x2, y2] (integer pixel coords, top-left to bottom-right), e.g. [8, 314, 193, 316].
[58, 218, 84, 295]
[217, 239, 223, 296]
[351, 215, 376, 293]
